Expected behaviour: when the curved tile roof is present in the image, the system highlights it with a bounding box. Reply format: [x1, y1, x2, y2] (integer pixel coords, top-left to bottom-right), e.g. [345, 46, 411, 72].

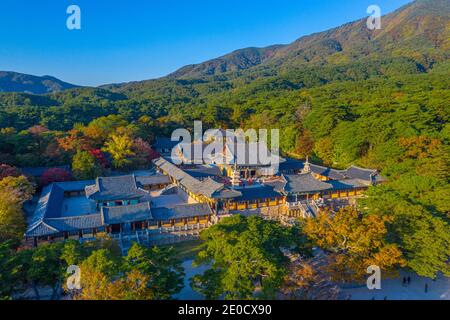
[101, 202, 153, 225]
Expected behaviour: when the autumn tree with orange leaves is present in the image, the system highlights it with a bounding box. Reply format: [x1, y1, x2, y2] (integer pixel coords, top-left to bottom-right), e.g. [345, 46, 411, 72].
[302, 207, 406, 283]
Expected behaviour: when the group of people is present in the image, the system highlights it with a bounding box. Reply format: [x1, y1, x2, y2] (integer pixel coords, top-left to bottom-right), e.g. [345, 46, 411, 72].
[403, 276, 429, 293]
[402, 276, 412, 287]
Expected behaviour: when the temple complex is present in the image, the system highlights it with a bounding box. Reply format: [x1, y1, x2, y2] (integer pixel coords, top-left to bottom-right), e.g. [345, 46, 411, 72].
[25, 136, 385, 249]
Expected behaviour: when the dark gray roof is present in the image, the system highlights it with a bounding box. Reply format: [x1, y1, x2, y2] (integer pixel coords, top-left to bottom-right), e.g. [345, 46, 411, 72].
[232, 185, 282, 202]
[343, 166, 378, 182]
[184, 165, 222, 179]
[281, 174, 333, 194]
[151, 203, 212, 221]
[46, 214, 103, 232]
[32, 184, 65, 222]
[279, 158, 305, 172]
[221, 142, 277, 167]
[86, 175, 149, 201]
[327, 179, 371, 190]
[175, 142, 210, 164]
[21, 165, 71, 177]
[26, 222, 59, 237]
[136, 175, 171, 186]
[54, 180, 96, 192]
[101, 202, 153, 225]
[153, 137, 180, 150]
[154, 158, 240, 199]
[26, 214, 104, 237]
[309, 164, 347, 180]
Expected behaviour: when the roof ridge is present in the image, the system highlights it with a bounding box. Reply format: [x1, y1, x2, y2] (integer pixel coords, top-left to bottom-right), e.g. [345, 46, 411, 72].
[348, 165, 377, 172]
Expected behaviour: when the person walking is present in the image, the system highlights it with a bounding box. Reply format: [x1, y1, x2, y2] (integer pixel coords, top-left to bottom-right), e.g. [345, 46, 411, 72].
[425, 283, 428, 293]
[403, 277, 407, 286]
[407, 276, 411, 286]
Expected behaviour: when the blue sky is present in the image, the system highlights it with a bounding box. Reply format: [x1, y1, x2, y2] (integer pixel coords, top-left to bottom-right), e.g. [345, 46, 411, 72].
[0, 0, 412, 86]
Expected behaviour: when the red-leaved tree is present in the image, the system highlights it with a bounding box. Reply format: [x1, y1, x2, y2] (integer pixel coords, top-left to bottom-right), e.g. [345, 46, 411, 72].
[90, 149, 110, 168]
[0, 164, 21, 180]
[40, 168, 73, 186]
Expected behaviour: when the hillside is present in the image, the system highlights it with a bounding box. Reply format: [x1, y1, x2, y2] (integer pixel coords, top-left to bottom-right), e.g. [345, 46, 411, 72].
[163, 0, 449, 80]
[0, 71, 78, 94]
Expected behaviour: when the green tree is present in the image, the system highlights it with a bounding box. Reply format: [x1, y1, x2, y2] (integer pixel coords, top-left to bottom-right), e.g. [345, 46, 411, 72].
[26, 243, 63, 300]
[191, 215, 305, 300]
[103, 133, 135, 169]
[72, 150, 103, 180]
[124, 243, 184, 299]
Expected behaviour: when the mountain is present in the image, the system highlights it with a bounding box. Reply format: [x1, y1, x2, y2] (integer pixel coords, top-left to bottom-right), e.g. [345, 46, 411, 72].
[167, 45, 285, 79]
[166, 0, 449, 80]
[0, 71, 79, 94]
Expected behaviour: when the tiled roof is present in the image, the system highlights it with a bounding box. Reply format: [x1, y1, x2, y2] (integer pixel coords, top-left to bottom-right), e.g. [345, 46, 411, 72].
[21, 165, 71, 177]
[136, 175, 171, 186]
[86, 175, 149, 201]
[184, 165, 222, 179]
[174, 142, 210, 164]
[46, 214, 103, 232]
[32, 184, 65, 222]
[26, 221, 59, 237]
[327, 179, 371, 190]
[54, 180, 96, 192]
[282, 174, 333, 194]
[309, 164, 347, 180]
[101, 202, 153, 225]
[343, 166, 378, 181]
[232, 185, 283, 202]
[279, 158, 305, 172]
[217, 142, 280, 167]
[154, 158, 240, 199]
[151, 203, 212, 221]
[153, 137, 180, 150]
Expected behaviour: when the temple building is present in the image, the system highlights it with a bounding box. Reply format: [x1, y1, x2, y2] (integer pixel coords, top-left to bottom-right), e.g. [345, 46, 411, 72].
[25, 174, 214, 247]
[26, 138, 385, 248]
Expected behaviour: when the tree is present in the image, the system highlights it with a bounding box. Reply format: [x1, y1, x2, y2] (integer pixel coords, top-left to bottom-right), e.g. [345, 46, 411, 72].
[314, 137, 335, 166]
[361, 181, 450, 279]
[83, 115, 129, 145]
[72, 150, 103, 180]
[107, 269, 153, 300]
[74, 249, 119, 300]
[132, 138, 160, 169]
[124, 243, 184, 299]
[0, 193, 26, 245]
[103, 134, 135, 169]
[0, 164, 21, 180]
[191, 215, 305, 300]
[57, 129, 94, 153]
[295, 129, 314, 158]
[0, 241, 21, 299]
[90, 149, 110, 168]
[0, 176, 35, 245]
[282, 254, 340, 300]
[26, 243, 63, 300]
[40, 168, 73, 186]
[302, 207, 406, 282]
[0, 175, 36, 204]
